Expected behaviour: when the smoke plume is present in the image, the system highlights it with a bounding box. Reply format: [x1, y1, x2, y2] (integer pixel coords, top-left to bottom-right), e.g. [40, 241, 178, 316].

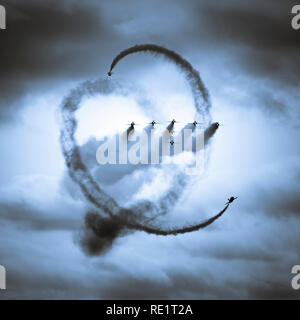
[60, 44, 231, 255]
[109, 44, 212, 125]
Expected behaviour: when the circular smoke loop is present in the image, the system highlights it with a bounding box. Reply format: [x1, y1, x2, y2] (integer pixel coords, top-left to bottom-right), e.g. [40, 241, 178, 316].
[60, 44, 230, 255]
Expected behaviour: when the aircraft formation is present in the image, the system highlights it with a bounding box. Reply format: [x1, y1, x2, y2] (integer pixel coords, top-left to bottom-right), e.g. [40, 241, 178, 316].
[126, 119, 223, 130]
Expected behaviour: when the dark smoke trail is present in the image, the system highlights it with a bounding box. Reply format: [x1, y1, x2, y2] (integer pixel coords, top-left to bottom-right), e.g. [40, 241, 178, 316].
[79, 203, 230, 255]
[109, 44, 212, 125]
[60, 44, 231, 255]
[60, 80, 122, 218]
[78, 212, 126, 255]
[204, 122, 220, 142]
[127, 204, 229, 236]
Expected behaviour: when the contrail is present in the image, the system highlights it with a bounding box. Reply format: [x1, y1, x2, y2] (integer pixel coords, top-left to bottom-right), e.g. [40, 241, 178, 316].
[126, 204, 230, 236]
[60, 44, 231, 255]
[109, 44, 212, 126]
[79, 201, 230, 255]
[87, 197, 229, 237]
[60, 80, 121, 218]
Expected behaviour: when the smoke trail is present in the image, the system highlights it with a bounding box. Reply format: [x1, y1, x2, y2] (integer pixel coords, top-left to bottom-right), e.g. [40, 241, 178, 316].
[60, 80, 121, 218]
[127, 204, 230, 236]
[109, 44, 212, 125]
[78, 199, 230, 255]
[78, 212, 126, 255]
[60, 45, 231, 255]
[204, 122, 220, 142]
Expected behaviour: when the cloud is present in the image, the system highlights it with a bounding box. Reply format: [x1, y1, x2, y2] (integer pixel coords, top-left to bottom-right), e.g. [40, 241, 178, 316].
[0, 0, 116, 120]
[1, 168, 300, 299]
[0, 174, 84, 231]
[190, 0, 300, 85]
[1, 0, 300, 300]
[1, 0, 299, 120]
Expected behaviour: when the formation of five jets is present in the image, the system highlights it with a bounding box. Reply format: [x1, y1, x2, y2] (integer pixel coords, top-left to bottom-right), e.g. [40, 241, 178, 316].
[127, 119, 223, 139]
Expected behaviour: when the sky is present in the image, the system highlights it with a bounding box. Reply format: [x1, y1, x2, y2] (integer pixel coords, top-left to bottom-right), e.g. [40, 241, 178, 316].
[0, 0, 300, 299]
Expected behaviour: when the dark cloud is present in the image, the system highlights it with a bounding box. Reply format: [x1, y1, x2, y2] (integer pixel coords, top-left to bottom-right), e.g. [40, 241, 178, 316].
[2, 263, 101, 300]
[236, 165, 300, 218]
[193, 0, 300, 92]
[200, 0, 299, 48]
[98, 267, 300, 300]
[0, 0, 117, 119]
[0, 201, 81, 231]
[1, 0, 299, 119]
[77, 212, 127, 256]
[255, 186, 300, 217]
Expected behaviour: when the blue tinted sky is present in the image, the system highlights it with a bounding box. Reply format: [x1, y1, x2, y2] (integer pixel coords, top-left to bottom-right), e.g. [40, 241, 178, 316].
[0, 0, 300, 299]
